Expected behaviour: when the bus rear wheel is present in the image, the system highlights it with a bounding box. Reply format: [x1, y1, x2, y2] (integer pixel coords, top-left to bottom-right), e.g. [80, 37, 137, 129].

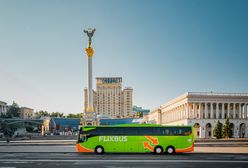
[166, 146, 175, 154]
[95, 146, 104, 154]
[154, 146, 163, 154]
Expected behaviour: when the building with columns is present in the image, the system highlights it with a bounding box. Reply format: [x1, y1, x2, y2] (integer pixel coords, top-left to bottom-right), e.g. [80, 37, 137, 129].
[84, 77, 133, 118]
[0, 101, 8, 115]
[147, 92, 248, 138]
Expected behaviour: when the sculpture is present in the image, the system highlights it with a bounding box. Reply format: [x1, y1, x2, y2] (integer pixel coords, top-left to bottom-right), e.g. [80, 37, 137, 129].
[83, 28, 96, 47]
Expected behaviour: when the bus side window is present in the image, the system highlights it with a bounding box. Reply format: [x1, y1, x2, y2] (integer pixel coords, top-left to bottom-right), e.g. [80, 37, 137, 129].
[122, 127, 129, 135]
[102, 127, 124, 136]
[183, 127, 192, 136]
[178, 128, 183, 135]
[143, 127, 159, 135]
[89, 128, 99, 136]
[112, 128, 123, 135]
[128, 127, 138, 135]
[117, 127, 125, 135]
[137, 127, 152, 135]
[169, 127, 179, 136]
[161, 128, 170, 135]
[152, 127, 161, 135]
[103, 127, 114, 135]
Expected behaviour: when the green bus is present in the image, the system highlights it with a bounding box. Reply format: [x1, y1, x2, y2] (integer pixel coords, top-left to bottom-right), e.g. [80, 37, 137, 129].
[76, 124, 194, 154]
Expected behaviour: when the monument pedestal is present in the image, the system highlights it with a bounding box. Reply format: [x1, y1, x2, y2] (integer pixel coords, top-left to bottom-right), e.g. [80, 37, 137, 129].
[81, 111, 99, 126]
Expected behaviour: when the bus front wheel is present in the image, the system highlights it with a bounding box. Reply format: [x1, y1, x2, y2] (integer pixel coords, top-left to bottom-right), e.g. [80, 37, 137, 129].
[166, 146, 175, 154]
[95, 146, 104, 154]
[154, 146, 163, 154]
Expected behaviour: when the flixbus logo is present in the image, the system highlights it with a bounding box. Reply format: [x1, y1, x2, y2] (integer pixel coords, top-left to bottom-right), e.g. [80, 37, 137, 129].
[143, 136, 159, 151]
[99, 136, 127, 142]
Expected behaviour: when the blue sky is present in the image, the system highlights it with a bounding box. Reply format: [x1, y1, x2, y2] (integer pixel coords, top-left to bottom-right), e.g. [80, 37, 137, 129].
[0, 0, 248, 114]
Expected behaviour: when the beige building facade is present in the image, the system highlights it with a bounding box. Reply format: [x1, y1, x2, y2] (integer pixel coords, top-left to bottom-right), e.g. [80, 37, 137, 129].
[147, 108, 162, 124]
[19, 107, 34, 119]
[147, 92, 248, 138]
[84, 77, 133, 118]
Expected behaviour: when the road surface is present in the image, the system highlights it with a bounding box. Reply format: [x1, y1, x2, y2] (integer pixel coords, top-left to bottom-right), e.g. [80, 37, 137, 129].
[1, 144, 248, 153]
[0, 144, 248, 168]
[0, 152, 248, 168]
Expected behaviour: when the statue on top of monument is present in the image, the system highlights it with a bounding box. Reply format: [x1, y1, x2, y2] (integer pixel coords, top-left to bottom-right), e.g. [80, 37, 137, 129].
[84, 28, 96, 47]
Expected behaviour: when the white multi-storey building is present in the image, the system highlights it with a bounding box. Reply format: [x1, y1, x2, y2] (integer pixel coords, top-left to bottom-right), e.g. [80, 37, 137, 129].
[84, 77, 133, 118]
[0, 101, 8, 115]
[147, 92, 248, 138]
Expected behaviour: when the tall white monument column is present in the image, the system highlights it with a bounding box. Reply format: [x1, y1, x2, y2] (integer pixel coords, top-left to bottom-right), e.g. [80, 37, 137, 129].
[82, 28, 98, 126]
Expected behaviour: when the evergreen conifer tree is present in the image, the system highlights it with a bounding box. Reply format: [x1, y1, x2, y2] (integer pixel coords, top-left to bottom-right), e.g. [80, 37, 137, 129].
[222, 118, 233, 138]
[214, 120, 222, 139]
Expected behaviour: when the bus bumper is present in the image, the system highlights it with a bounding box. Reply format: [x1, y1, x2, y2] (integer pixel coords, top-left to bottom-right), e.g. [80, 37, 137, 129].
[175, 143, 194, 153]
[76, 143, 94, 153]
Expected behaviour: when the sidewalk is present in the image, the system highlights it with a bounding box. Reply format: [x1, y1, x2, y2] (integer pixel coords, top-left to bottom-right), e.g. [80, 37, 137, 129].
[0, 140, 76, 146]
[195, 141, 248, 147]
[195, 138, 248, 142]
[195, 147, 248, 153]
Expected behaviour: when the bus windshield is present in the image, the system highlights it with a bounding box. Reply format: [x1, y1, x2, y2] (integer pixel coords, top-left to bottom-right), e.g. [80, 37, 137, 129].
[78, 133, 87, 143]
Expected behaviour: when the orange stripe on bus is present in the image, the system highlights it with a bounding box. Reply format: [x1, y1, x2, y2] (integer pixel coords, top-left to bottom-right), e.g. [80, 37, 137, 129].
[175, 144, 194, 153]
[76, 144, 94, 153]
[145, 136, 159, 145]
[143, 141, 154, 151]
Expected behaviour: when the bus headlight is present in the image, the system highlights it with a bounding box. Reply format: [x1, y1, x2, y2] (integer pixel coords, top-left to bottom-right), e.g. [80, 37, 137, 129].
[187, 138, 192, 142]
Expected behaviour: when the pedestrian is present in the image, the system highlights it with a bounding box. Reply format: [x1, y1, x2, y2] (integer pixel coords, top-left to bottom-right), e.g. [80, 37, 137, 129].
[6, 136, 10, 144]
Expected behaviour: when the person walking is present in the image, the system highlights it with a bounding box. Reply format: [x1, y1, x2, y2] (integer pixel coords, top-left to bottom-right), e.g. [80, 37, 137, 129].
[6, 136, 10, 144]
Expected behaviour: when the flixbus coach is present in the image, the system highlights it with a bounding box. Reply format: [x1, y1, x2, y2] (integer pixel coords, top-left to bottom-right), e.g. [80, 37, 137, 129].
[76, 124, 194, 154]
